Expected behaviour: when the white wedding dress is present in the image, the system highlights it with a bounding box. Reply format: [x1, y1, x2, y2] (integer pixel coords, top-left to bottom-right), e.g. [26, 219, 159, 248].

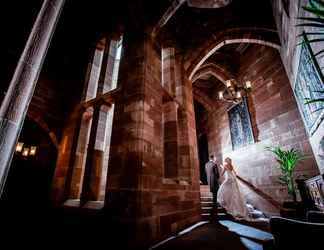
[217, 167, 250, 220]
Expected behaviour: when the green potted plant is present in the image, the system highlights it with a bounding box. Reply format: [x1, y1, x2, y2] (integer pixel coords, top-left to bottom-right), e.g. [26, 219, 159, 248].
[266, 146, 307, 204]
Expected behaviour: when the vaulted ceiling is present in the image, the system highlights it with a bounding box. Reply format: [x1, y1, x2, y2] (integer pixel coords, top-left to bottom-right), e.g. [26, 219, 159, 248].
[159, 0, 277, 52]
[1, 0, 279, 112]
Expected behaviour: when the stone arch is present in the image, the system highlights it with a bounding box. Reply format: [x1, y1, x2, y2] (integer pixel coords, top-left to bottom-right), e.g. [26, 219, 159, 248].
[193, 87, 215, 112]
[192, 63, 235, 85]
[26, 111, 59, 149]
[185, 27, 281, 80]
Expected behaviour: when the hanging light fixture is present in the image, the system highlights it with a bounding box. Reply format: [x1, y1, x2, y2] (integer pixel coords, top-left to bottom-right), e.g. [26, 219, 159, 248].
[217, 79, 252, 104]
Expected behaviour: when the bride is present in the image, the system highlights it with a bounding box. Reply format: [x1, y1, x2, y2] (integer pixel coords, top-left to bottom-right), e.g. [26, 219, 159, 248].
[217, 157, 250, 220]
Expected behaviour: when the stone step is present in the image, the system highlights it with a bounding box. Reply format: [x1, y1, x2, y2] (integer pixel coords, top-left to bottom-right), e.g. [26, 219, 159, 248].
[201, 206, 224, 212]
[201, 201, 222, 207]
[201, 212, 229, 221]
[201, 207, 212, 212]
[201, 203, 212, 208]
[201, 203, 213, 208]
[200, 197, 213, 202]
[201, 201, 213, 204]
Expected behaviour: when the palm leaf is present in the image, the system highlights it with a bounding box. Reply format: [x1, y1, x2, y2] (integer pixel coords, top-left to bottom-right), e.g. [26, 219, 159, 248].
[305, 38, 324, 43]
[278, 176, 289, 185]
[297, 17, 324, 23]
[296, 23, 324, 28]
[310, 0, 324, 9]
[302, 6, 324, 17]
[298, 32, 324, 37]
[305, 97, 324, 104]
[266, 145, 305, 203]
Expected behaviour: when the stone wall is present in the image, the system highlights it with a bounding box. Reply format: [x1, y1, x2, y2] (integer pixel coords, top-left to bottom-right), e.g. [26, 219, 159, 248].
[105, 33, 200, 247]
[271, 0, 324, 173]
[206, 45, 319, 215]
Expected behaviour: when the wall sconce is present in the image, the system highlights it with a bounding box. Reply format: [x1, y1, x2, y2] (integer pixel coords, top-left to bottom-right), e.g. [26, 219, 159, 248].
[22, 148, 30, 157]
[16, 142, 24, 152]
[15, 142, 37, 157]
[30, 146, 37, 156]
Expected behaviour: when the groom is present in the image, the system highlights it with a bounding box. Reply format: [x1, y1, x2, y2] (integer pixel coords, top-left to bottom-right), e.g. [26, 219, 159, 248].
[205, 154, 220, 221]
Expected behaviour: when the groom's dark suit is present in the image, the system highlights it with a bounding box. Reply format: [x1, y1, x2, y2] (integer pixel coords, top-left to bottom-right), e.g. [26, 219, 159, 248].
[205, 160, 220, 219]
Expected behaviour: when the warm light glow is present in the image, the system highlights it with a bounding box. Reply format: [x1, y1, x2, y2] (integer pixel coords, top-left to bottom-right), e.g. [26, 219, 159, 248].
[30, 146, 37, 156]
[245, 81, 252, 89]
[219, 79, 251, 104]
[22, 148, 29, 157]
[16, 142, 24, 152]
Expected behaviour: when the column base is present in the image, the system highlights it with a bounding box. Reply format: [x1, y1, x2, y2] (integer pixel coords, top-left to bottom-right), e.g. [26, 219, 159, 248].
[62, 199, 104, 210]
[82, 200, 104, 210]
[63, 199, 80, 207]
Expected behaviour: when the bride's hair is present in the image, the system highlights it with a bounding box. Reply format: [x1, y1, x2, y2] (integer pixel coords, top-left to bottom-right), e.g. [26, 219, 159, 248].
[224, 157, 232, 164]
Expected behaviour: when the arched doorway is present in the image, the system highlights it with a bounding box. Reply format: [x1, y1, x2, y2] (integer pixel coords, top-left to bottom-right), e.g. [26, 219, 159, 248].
[194, 100, 209, 185]
[1, 117, 58, 210]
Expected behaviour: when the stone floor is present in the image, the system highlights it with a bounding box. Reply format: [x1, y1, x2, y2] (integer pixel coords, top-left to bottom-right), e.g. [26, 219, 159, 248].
[1, 204, 274, 250]
[150, 220, 274, 250]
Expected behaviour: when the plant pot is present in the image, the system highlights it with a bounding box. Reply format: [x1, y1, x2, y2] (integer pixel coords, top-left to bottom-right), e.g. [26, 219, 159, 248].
[280, 201, 306, 220]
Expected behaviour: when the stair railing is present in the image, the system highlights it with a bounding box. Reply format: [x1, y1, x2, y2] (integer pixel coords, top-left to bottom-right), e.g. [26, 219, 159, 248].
[236, 175, 282, 210]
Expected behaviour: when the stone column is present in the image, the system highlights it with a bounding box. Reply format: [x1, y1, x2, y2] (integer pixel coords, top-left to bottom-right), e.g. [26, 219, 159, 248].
[175, 54, 200, 185]
[0, 0, 65, 196]
[163, 101, 179, 178]
[80, 38, 119, 205]
[162, 46, 176, 96]
[161, 42, 180, 178]
[105, 32, 163, 246]
[68, 44, 104, 200]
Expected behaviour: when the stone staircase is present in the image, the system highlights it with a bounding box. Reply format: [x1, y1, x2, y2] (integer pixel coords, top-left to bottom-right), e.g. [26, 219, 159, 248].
[200, 185, 269, 222]
[200, 185, 228, 221]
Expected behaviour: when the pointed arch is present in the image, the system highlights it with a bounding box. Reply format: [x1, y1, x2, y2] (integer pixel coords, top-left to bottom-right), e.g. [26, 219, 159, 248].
[185, 27, 281, 80]
[192, 63, 234, 85]
[26, 111, 59, 149]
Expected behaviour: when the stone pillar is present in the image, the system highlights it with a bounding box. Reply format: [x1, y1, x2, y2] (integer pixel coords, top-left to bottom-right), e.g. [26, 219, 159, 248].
[163, 101, 179, 178]
[0, 0, 65, 196]
[69, 44, 104, 200]
[175, 54, 200, 185]
[161, 42, 180, 178]
[162, 47, 176, 96]
[80, 38, 119, 205]
[105, 32, 163, 247]
[51, 115, 79, 206]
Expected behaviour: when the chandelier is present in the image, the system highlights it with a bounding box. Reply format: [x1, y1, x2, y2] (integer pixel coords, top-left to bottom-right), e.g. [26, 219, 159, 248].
[218, 79, 252, 104]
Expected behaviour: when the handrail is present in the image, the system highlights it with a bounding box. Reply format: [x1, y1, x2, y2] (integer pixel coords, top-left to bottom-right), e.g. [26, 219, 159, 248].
[236, 175, 283, 210]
